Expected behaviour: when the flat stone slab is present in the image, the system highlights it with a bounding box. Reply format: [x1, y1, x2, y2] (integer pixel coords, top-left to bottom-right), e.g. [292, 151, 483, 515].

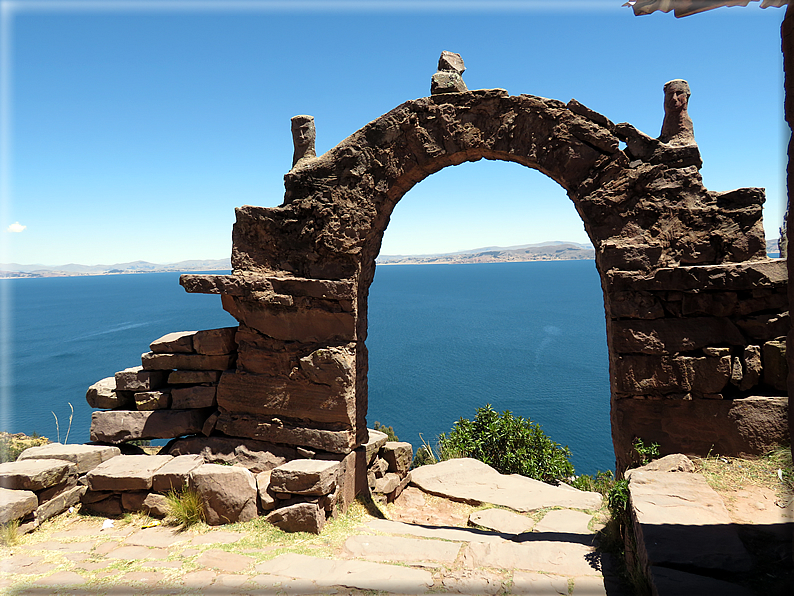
[106, 545, 169, 560]
[196, 549, 255, 573]
[255, 553, 433, 593]
[87, 454, 173, 491]
[627, 469, 753, 573]
[361, 428, 388, 464]
[270, 459, 340, 495]
[0, 554, 44, 574]
[32, 571, 86, 586]
[151, 454, 204, 492]
[410, 458, 602, 512]
[533, 509, 593, 535]
[125, 526, 189, 548]
[511, 571, 569, 595]
[366, 518, 506, 543]
[648, 566, 755, 596]
[343, 534, 461, 563]
[17, 443, 120, 474]
[189, 530, 245, 545]
[462, 539, 601, 577]
[0, 486, 38, 524]
[90, 409, 211, 443]
[469, 508, 535, 534]
[0, 459, 77, 491]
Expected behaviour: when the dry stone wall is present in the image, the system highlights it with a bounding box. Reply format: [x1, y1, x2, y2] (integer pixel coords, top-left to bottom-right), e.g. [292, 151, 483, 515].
[181, 88, 787, 472]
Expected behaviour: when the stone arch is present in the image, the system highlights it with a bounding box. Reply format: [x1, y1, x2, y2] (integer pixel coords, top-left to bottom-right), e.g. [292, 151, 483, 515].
[183, 89, 787, 473]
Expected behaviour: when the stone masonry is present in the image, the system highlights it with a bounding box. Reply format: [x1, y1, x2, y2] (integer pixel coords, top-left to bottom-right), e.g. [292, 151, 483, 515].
[177, 73, 787, 472]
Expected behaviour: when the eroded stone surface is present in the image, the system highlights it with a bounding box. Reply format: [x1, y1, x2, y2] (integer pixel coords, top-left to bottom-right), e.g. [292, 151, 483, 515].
[151, 454, 204, 492]
[410, 459, 602, 512]
[17, 443, 120, 474]
[343, 534, 461, 563]
[469, 508, 535, 534]
[0, 459, 76, 491]
[0, 487, 38, 524]
[189, 464, 258, 525]
[270, 459, 340, 495]
[627, 469, 753, 573]
[87, 455, 173, 491]
[86, 376, 133, 410]
[264, 501, 326, 534]
[90, 409, 211, 443]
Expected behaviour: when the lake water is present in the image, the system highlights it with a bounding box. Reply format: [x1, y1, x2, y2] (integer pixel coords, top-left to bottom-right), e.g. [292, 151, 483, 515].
[1, 260, 614, 475]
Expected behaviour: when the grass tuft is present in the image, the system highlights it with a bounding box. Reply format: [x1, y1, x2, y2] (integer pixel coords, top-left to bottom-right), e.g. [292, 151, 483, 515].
[164, 486, 206, 528]
[0, 520, 21, 546]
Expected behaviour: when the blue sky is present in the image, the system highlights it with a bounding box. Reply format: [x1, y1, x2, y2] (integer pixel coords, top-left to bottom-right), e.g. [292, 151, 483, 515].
[0, 0, 788, 265]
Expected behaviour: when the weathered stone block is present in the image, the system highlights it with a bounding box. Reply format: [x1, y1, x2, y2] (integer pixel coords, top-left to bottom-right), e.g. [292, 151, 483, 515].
[681, 292, 738, 317]
[115, 366, 168, 392]
[87, 455, 173, 491]
[214, 411, 355, 454]
[611, 317, 744, 355]
[151, 454, 204, 493]
[612, 396, 789, 471]
[150, 331, 195, 354]
[193, 327, 237, 355]
[762, 339, 787, 391]
[0, 487, 38, 524]
[362, 429, 388, 465]
[221, 296, 356, 343]
[382, 442, 413, 475]
[299, 347, 354, 386]
[135, 390, 171, 410]
[256, 470, 277, 511]
[0, 459, 77, 491]
[90, 409, 212, 444]
[374, 473, 400, 495]
[36, 475, 77, 504]
[264, 501, 325, 534]
[201, 410, 220, 436]
[217, 371, 355, 427]
[609, 291, 664, 319]
[628, 469, 751, 573]
[35, 485, 86, 524]
[141, 352, 234, 371]
[86, 377, 134, 410]
[80, 492, 123, 517]
[615, 354, 730, 396]
[17, 443, 120, 474]
[171, 385, 216, 409]
[189, 464, 258, 525]
[163, 435, 297, 473]
[270, 460, 340, 496]
[738, 345, 761, 391]
[141, 493, 170, 518]
[735, 311, 790, 341]
[169, 370, 221, 384]
[431, 71, 467, 94]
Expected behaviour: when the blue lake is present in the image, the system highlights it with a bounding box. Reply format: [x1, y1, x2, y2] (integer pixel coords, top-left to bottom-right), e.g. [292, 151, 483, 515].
[1, 260, 614, 475]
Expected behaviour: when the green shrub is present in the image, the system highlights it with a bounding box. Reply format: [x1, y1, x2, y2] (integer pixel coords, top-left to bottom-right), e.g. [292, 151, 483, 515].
[632, 437, 660, 466]
[570, 469, 616, 494]
[372, 421, 399, 442]
[436, 404, 574, 484]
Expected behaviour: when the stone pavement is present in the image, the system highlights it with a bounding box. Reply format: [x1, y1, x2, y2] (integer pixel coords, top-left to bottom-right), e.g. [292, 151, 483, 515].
[0, 485, 620, 595]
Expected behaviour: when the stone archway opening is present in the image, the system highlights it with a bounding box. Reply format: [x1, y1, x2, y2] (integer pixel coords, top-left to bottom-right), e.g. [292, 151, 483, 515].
[366, 159, 613, 475]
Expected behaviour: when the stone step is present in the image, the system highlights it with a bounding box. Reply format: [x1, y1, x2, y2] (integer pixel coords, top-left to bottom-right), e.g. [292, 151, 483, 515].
[626, 456, 755, 594]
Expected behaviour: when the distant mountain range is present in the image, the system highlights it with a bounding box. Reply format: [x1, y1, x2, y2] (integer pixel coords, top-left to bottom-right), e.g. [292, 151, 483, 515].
[377, 241, 595, 265]
[1, 238, 783, 278]
[0, 258, 232, 278]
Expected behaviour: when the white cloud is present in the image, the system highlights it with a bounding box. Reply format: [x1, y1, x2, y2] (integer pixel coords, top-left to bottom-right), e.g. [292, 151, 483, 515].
[7, 222, 26, 233]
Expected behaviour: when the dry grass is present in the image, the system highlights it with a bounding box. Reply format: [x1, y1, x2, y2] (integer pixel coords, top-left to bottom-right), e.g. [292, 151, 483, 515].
[692, 446, 793, 501]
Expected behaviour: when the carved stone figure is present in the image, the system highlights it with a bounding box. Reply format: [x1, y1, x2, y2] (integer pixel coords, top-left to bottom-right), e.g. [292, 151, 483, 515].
[659, 79, 695, 146]
[431, 51, 468, 95]
[291, 115, 316, 168]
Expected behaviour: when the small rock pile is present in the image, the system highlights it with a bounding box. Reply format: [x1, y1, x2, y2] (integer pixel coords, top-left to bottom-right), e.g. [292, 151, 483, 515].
[86, 327, 236, 444]
[0, 443, 119, 532]
[362, 430, 413, 503]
